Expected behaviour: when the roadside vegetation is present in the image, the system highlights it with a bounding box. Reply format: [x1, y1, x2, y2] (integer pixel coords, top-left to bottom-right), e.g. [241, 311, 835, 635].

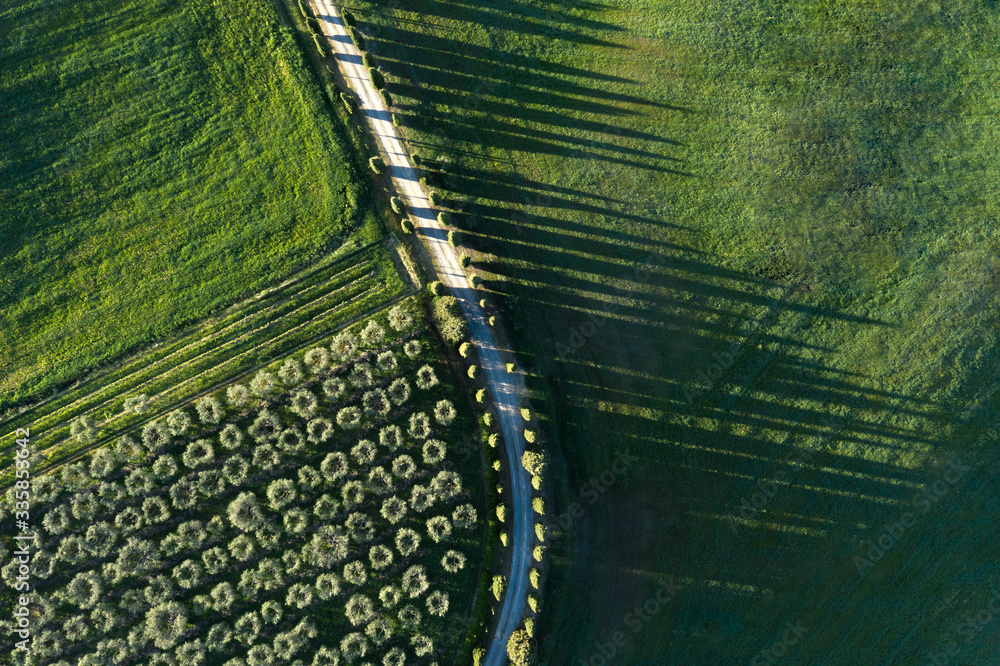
[1, 302, 486, 665]
[0, 0, 376, 410]
[343, 1, 1000, 663]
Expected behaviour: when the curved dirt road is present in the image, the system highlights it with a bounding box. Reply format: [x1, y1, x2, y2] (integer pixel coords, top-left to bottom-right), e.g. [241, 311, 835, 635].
[309, 3, 534, 663]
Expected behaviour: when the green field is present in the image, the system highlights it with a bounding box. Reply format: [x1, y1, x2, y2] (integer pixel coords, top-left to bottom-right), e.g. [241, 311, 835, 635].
[346, 0, 1000, 663]
[1, 301, 488, 665]
[0, 242, 410, 487]
[0, 0, 376, 410]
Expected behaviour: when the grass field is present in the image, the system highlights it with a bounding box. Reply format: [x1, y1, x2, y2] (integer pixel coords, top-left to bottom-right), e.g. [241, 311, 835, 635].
[0, 242, 411, 488]
[0, 0, 377, 411]
[344, 1, 1000, 663]
[1, 300, 488, 665]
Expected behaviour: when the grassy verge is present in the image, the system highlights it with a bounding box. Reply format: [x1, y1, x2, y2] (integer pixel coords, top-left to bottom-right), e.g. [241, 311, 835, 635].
[340, 1, 1000, 663]
[0, 0, 374, 409]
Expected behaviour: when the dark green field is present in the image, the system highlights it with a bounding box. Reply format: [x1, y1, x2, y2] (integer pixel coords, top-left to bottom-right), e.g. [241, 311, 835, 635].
[346, 0, 1000, 663]
[0, 0, 375, 410]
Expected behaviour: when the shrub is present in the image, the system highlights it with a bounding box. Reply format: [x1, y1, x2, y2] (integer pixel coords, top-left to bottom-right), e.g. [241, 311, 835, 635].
[400, 218, 414, 234]
[369, 156, 384, 174]
[460, 254, 472, 268]
[532, 475, 543, 490]
[266, 479, 297, 510]
[507, 629, 537, 666]
[533, 497, 546, 515]
[322, 377, 347, 400]
[152, 454, 178, 481]
[522, 450, 548, 476]
[506, 362, 517, 373]
[521, 407, 533, 421]
[341, 92, 358, 113]
[428, 280, 443, 296]
[476, 388, 487, 403]
[122, 393, 150, 415]
[342, 9, 357, 26]
[524, 428, 537, 443]
[278, 358, 304, 385]
[315, 573, 341, 600]
[348, 26, 365, 50]
[226, 384, 250, 407]
[195, 396, 224, 424]
[349, 361, 374, 387]
[182, 439, 214, 468]
[434, 296, 468, 344]
[468, 364, 479, 379]
[228, 492, 264, 532]
[380, 88, 393, 107]
[343, 560, 367, 586]
[408, 484, 434, 514]
[422, 439, 446, 465]
[395, 528, 421, 557]
[470, 274, 483, 288]
[437, 211, 452, 225]
[70, 415, 97, 443]
[144, 602, 187, 650]
[376, 350, 398, 372]
[320, 452, 349, 481]
[411, 152, 423, 166]
[402, 565, 429, 598]
[428, 191, 442, 206]
[434, 399, 457, 425]
[496, 504, 507, 523]
[346, 594, 375, 626]
[426, 515, 452, 542]
[249, 370, 276, 396]
[409, 412, 431, 439]
[351, 439, 377, 465]
[448, 230, 461, 246]
[535, 523, 547, 542]
[453, 503, 478, 528]
[360, 320, 386, 346]
[362, 51, 375, 68]
[368, 67, 386, 90]
[389, 196, 403, 214]
[141, 420, 170, 452]
[337, 406, 363, 430]
[492, 575, 507, 601]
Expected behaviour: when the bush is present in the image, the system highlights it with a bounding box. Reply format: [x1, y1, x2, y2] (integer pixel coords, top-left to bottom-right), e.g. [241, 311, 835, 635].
[532, 497, 546, 515]
[496, 504, 507, 522]
[428, 191, 442, 206]
[476, 388, 487, 403]
[460, 254, 472, 268]
[341, 92, 357, 113]
[342, 9, 357, 26]
[411, 152, 423, 166]
[390, 196, 403, 214]
[448, 230, 461, 246]
[524, 428, 536, 443]
[349, 26, 365, 50]
[362, 51, 375, 68]
[437, 211, 452, 225]
[522, 450, 548, 476]
[492, 575, 507, 601]
[507, 629, 537, 666]
[469, 274, 483, 288]
[506, 362, 516, 373]
[195, 396, 224, 424]
[400, 218, 414, 234]
[428, 280, 443, 296]
[380, 89, 393, 107]
[369, 156, 384, 174]
[368, 67, 386, 90]
[468, 364, 478, 379]
[434, 295, 469, 344]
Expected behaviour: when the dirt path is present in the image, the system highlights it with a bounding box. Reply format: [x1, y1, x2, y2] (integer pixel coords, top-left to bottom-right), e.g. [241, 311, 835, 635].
[308, 2, 534, 663]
